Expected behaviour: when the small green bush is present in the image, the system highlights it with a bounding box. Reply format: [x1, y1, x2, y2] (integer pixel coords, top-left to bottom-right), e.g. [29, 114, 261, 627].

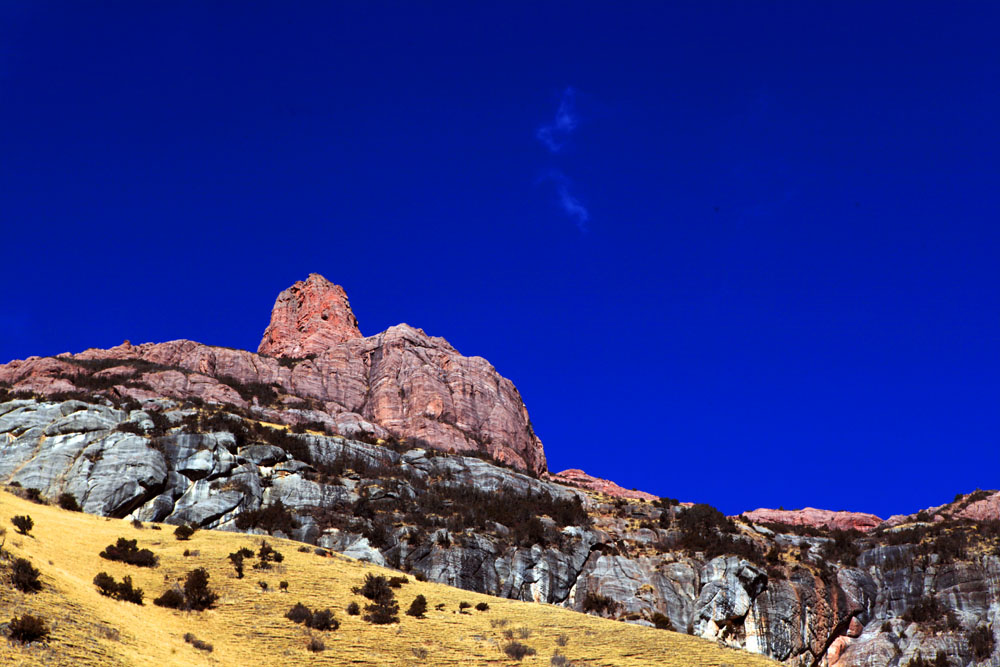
[183, 568, 218, 611]
[356, 574, 392, 602]
[582, 591, 618, 616]
[100, 538, 158, 567]
[183, 633, 213, 652]
[228, 551, 245, 578]
[286, 602, 313, 624]
[970, 625, 995, 660]
[11, 515, 33, 535]
[503, 641, 537, 660]
[364, 598, 399, 625]
[406, 594, 427, 618]
[153, 588, 185, 609]
[92, 572, 143, 604]
[174, 524, 196, 541]
[308, 609, 339, 631]
[8, 614, 49, 644]
[651, 612, 673, 630]
[11, 558, 42, 593]
[58, 493, 82, 512]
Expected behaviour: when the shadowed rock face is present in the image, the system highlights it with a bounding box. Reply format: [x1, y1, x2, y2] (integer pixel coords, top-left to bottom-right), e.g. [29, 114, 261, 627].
[0, 275, 547, 475]
[1, 399, 999, 666]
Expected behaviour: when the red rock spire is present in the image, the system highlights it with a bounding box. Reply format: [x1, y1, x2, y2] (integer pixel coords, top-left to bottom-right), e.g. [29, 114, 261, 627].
[258, 274, 362, 358]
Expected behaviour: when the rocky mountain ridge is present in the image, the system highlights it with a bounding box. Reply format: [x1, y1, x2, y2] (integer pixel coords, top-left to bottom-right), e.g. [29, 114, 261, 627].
[1, 275, 998, 667]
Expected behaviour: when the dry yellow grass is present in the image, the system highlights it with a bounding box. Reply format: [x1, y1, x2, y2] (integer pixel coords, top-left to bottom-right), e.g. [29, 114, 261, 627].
[0, 490, 778, 666]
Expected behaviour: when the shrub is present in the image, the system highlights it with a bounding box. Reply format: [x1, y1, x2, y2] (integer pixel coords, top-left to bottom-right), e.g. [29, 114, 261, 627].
[651, 612, 673, 630]
[93, 572, 118, 597]
[183, 633, 213, 652]
[115, 576, 144, 604]
[476, 602, 489, 612]
[228, 551, 245, 578]
[406, 594, 427, 618]
[905, 651, 951, 667]
[356, 574, 393, 602]
[346, 601, 360, 616]
[902, 596, 943, 625]
[8, 614, 49, 644]
[459, 601, 472, 612]
[555, 633, 569, 646]
[308, 609, 339, 631]
[153, 588, 185, 609]
[582, 591, 618, 616]
[11, 558, 42, 593]
[93, 572, 143, 604]
[970, 625, 995, 660]
[174, 524, 196, 541]
[307, 635, 325, 652]
[286, 602, 313, 624]
[131, 519, 143, 529]
[280, 580, 288, 591]
[234, 500, 300, 535]
[24, 488, 44, 503]
[364, 591, 400, 625]
[100, 537, 158, 567]
[12, 515, 33, 535]
[58, 493, 82, 512]
[183, 568, 219, 611]
[551, 655, 570, 667]
[258, 580, 268, 592]
[255, 541, 284, 568]
[503, 641, 537, 660]
[388, 575, 408, 588]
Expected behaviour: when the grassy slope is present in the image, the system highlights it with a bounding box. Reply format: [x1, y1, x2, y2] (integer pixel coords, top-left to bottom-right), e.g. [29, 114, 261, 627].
[0, 490, 778, 666]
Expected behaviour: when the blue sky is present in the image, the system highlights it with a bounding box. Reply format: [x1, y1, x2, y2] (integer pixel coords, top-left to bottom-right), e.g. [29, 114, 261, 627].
[2, 2, 998, 517]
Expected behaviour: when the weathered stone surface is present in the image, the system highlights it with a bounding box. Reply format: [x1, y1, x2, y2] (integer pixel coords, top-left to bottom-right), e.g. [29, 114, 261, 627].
[694, 557, 768, 638]
[258, 273, 362, 357]
[238, 444, 288, 466]
[1, 275, 547, 474]
[550, 468, 657, 501]
[743, 507, 883, 533]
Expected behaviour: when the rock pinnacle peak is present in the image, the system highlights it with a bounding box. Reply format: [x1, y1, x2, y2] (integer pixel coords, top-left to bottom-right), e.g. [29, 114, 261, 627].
[257, 274, 362, 357]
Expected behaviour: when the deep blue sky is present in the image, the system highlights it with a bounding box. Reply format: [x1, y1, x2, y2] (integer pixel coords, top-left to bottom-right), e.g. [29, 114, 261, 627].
[2, 2, 998, 517]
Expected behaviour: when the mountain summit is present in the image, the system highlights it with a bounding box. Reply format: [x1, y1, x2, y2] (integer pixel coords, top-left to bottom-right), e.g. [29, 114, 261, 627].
[258, 273, 363, 358]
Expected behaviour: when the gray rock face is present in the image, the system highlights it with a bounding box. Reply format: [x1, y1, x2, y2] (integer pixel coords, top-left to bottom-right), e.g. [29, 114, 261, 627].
[1, 397, 998, 667]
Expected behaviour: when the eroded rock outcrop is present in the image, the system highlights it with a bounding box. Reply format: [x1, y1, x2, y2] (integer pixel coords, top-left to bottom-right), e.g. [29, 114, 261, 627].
[551, 468, 658, 501]
[258, 273, 362, 357]
[0, 275, 546, 475]
[742, 508, 883, 533]
[0, 397, 998, 666]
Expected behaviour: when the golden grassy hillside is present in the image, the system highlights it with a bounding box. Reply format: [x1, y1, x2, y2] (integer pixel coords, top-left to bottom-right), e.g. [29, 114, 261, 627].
[0, 490, 778, 666]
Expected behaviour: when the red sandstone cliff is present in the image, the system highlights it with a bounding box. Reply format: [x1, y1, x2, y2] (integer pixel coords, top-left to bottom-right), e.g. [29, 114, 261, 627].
[741, 507, 883, 533]
[0, 275, 547, 475]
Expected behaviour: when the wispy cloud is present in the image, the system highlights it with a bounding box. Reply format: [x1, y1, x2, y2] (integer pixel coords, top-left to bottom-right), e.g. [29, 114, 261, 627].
[540, 170, 589, 232]
[536, 87, 578, 153]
